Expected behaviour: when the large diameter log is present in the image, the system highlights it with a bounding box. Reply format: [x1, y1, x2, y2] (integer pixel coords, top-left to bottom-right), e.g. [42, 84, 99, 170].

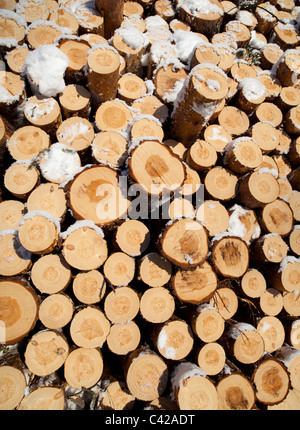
[170, 65, 228, 147]
[159, 218, 209, 269]
[211, 236, 249, 278]
[0, 279, 39, 345]
[95, 0, 124, 39]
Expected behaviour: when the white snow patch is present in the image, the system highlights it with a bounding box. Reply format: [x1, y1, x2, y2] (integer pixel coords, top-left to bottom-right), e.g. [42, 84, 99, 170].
[239, 78, 266, 101]
[61, 220, 105, 240]
[177, 0, 224, 15]
[115, 24, 148, 51]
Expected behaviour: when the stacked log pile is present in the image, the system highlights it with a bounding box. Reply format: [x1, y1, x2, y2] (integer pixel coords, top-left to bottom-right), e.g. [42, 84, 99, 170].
[0, 0, 300, 411]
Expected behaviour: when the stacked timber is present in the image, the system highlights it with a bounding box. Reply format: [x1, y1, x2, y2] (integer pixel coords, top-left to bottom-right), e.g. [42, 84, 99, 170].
[0, 0, 300, 412]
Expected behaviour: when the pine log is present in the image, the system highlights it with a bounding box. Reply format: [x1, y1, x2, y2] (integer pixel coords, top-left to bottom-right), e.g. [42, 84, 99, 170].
[260, 198, 294, 237]
[167, 197, 195, 219]
[260, 43, 284, 70]
[103, 252, 135, 287]
[64, 347, 103, 389]
[224, 137, 263, 174]
[118, 73, 147, 104]
[195, 342, 226, 376]
[97, 378, 135, 410]
[26, 21, 65, 49]
[217, 105, 250, 137]
[288, 137, 300, 168]
[139, 286, 175, 323]
[283, 290, 300, 317]
[24, 96, 62, 138]
[189, 303, 225, 343]
[58, 84, 91, 119]
[56, 117, 94, 157]
[211, 236, 249, 278]
[0, 365, 26, 409]
[26, 183, 67, 220]
[72, 270, 106, 305]
[240, 269, 267, 298]
[104, 286, 140, 323]
[49, 7, 79, 35]
[153, 64, 188, 103]
[250, 121, 280, 153]
[204, 166, 238, 201]
[285, 106, 300, 136]
[185, 139, 218, 171]
[0, 230, 31, 277]
[4, 162, 40, 200]
[138, 252, 172, 287]
[238, 170, 280, 209]
[114, 219, 150, 257]
[18, 387, 65, 410]
[30, 253, 71, 294]
[130, 115, 164, 142]
[0, 71, 26, 125]
[38, 293, 74, 330]
[269, 257, 300, 293]
[0, 200, 24, 231]
[258, 72, 281, 102]
[95, 99, 133, 132]
[57, 37, 90, 84]
[203, 124, 232, 153]
[107, 320, 141, 356]
[91, 130, 128, 168]
[287, 319, 300, 350]
[289, 227, 300, 256]
[131, 94, 169, 124]
[276, 87, 300, 112]
[259, 287, 284, 317]
[7, 125, 50, 161]
[6, 45, 30, 74]
[254, 102, 283, 127]
[256, 316, 285, 353]
[195, 200, 229, 237]
[288, 191, 300, 222]
[209, 287, 239, 320]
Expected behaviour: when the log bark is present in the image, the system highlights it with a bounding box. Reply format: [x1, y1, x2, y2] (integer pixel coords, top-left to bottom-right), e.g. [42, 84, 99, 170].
[95, 0, 124, 39]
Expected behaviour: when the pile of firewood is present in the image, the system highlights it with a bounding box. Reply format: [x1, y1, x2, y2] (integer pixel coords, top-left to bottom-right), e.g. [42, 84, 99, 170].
[0, 0, 300, 410]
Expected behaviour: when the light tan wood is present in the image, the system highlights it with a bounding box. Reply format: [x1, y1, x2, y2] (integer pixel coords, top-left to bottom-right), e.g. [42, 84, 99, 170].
[163, 139, 186, 159]
[92, 130, 128, 168]
[241, 269, 267, 298]
[18, 212, 60, 255]
[217, 105, 250, 137]
[153, 318, 194, 361]
[0, 279, 38, 344]
[15, 0, 49, 22]
[277, 86, 300, 112]
[225, 20, 251, 47]
[288, 191, 300, 222]
[128, 139, 186, 196]
[31, 253, 71, 294]
[289, 227, 300, 256]
[171, 261, 218, 305]
[87, 46, 121, 105]
[0, 365, 26, 410]
[275, 346, 300, 391]
[7, 126, 50, 161]
[64, 347, 103, 389]
[59, 84, 91, 119]
[125, 347, 168, 401]
[260, 199, 294, 237]
[4, 162, 40, 200]
[27, 183, 67, 220]
[185, 139, 218, 171]
[0, 230, 31, 277]
[130, 115, 164, 142]
[72, 270, 106, 304]
[18, 387, 65, 410]
[171, 361, 218, 409]
[256, 316, 285, 353]
[104, 286, 140, 323]
[80, 32, 109, 47]
[0, 10, 26, 46]
[70, 305, 110, 348]
[25, 329, 69, 376]
[107, 320, 140, 355]
[270, 257, 300, 293]
[66, 165, 130, 227]
[154, 0, 175, 21]
[131, 94, 169, 124]
[0, 200, 24, 231]
[195, 200, 229, 237]
[24, 96, 62, 137]
[273, 153, 292, 178]
[204, 166, 238, 201]
[98, 379, 135, 410]
[285, 105, 300, 136]
[212, 236, 249, 278]
[39, 293, 74, 329]
[225, 137, 263, 174]
[259, 288, 283, 316]
[196, 342, 226, 376]
[118, 73, 147, 104]
[190, 303, 225, 343]
[254, 102, 283, 127]
[283, 290, 300, 316]
[268, 388, 300, 410]
[95, 99, 133, 132]
[0, 71, 26, 123]
[288, 319, 300, 350]
[26, 21, 65, 49]
[57, 37, 90, 84]
[252, 233, 288, 265]
[103, 251, 135, 287]
[258, 72, 281, 102]
[6, 46, 30, 74]
[56, 117, 94, 155]
[95, 0, 124, 39]
[138, 252, 172, 288]
[271, 21, 299, 50]
[250, 121, 280, 153]
[153, 64, 188, 103]
[252, 357, 290, 405]
[178, 164, 201, 197]
[114, 219, 150, 257]
[62, 223, 108, 270]
[74, 2, 104, 36]
[112, 32, 144, 75]
[230, 62, 257, 82]
[167, 197, 195, 219]
[260, 43, 283, 70]
[238, 170, 280, 209]
[203, 124, 232, 153]
[191, 44, 220, 70]
[50, 7, 79, 34]
[139, 286, 175, 323]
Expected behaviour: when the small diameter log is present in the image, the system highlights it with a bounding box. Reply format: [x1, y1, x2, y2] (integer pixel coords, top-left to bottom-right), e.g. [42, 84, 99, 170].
[195, 200, 229, 237]
[154, 0, 175, 21]
[256, 316, 285, 353]
[241, 269, 267, 299]
[118, 73, 147, 104]
[124, 347, 168, 401]
[257, 72, 281, 102]
[61, 222, 108, 271]
[289, 226, 300, 256]
[70, 306, 110, 348]
[203, 124, 232, 153]
[7, 126, 50, 162]
[123, 1, 144, 17]
[0, 71, 26, 123]
[26, 183, 67, 221]
[98, 379, 135, 410]
[209, 287, 238, 320]
[18, 211, 60, 255]
[190, 303, 225, 343]
[103, 252, 135, 287]
[4, 161, 40, 200]
[26, 21, 64, 49]
[64, 347, 103, 389]
[230, 62, 257, 83]
[30, 254, 71, 295]
[0, 10, 26, 47]
[259, 288, 284, 317]
[163, 139, 186, 159]
[0, 200, 24, 231]
[170, 65, 228, 146]
[91, 130, 128, 169]
[254, 102, 283, 127]
[131, 94, 169, 125]
[58, 37, 90, 84]
[170, 362, 218, 410]
[138, 253, 172, 288]
[288, 191, 300, 222]
[95, 0, 124, 39]
[66, 165, 129, 227]
[72, 270, 106, 305]
[216, 367, 256, 410]
[168, 197, 195, 219]
[225, 20, 251, 47]
[50, 7, 79, 35]
[140, 286, 175, 323]
[18, 387, 65, 410]
[185, 139, 218, 172]
[24, 96, 62, 138]
[6, 45, 30, 75]
[285, 106, 300, 136]
[260, 199, 294, 237]
[0, 365, 26, 410]
[0, 230, 31, 277]
[39, 293, 74, 330]
[252, 357, 290, 405]
[271, 22, 299, 50]
[56, 117, 94, 157]
[114, 219, 150, 257]
[236, 78, 266, 114]
[176, 0, 224, 38]
[24, 329, 69, 376]
[224, 137, 263, 174]
[249, 122, 280, 154]
[130, 115, 164, 142]
[270, 256, 300, 293]
[260, 43, 284, 70]
[15, 0, 49, 23]
[95, 99, 133, 132]
[153, 64, 188, 104]
[159, 218, 208, 269]
[128, 139, 186, 196]
[217, 105, 250, 137]
[74, 2, 104, 36]
[227, 204, 261, 245]
[191, 44, 220, 70]
[196, 342, 226, 376]
[220, 322, 265, 365]
[283, 290, 300, 317]
[211, 236, 249, 278]
[204, 166, 238, 201]
[171, 261, 218, 305]
[87, 45, 121, 105]
[0, 279, 39, 344]
[153, 318, 194, 361]
[58, 84, 91, 119]
[104, 286, 140, 323]
[277, 87, 300, 113]
[238, 170, 280, 209]
[275, 345, 300, 391]
[106, 320, 141, 355]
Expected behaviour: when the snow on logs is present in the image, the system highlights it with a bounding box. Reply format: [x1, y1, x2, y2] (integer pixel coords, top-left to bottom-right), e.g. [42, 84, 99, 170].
[0, 0, 300, 412]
